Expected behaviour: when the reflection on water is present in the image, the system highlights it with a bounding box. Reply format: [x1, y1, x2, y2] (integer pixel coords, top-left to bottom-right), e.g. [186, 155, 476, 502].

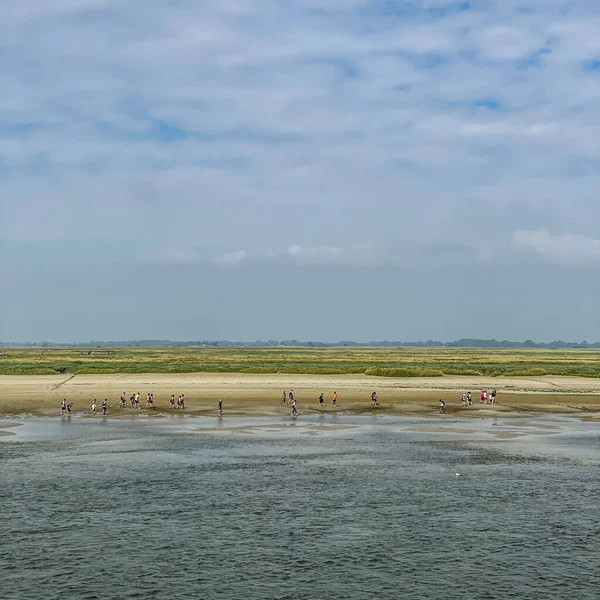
[1, 415, 599, 599]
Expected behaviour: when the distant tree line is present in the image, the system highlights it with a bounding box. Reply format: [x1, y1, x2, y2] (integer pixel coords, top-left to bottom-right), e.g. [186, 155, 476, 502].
[1, 338, 599, 349]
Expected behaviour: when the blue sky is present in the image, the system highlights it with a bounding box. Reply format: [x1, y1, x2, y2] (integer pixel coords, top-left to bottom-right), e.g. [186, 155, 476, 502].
[1, 0, 599, 342]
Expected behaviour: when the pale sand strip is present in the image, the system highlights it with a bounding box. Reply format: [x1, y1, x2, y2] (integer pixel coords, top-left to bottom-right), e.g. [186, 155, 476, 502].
[0, 373, 599, 417]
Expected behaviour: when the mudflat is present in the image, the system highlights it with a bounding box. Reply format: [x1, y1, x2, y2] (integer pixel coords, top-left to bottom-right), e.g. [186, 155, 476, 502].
[1, 373, 599, 416]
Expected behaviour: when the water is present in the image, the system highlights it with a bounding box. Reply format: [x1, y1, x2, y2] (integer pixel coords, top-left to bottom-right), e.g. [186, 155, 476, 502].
[1, 415, 599, 599]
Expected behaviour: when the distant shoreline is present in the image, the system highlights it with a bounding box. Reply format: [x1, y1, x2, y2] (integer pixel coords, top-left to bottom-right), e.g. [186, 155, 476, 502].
[2, 338, 600, 348]
[1, 373, 599, 417]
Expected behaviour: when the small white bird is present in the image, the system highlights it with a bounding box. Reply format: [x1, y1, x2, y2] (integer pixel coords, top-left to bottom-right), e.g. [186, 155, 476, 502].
[455, 473, 460, 477]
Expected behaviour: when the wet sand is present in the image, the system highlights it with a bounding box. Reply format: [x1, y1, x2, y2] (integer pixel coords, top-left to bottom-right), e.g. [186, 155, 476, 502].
[0, 373, 599, 417]
[0, 421, 21, 436]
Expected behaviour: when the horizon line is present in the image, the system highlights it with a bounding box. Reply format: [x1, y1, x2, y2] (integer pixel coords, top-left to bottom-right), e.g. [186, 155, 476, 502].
[1, 338, 599, 348]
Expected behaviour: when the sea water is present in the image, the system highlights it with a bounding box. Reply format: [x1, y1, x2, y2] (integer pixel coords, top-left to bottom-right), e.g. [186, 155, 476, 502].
[1, 415, 599, 600]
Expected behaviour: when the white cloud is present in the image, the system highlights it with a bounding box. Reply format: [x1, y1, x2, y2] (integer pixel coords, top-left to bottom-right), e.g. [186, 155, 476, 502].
[475, 26, 544, 61]
[514, 229, 600, 263]
[0, 0, 599, 259]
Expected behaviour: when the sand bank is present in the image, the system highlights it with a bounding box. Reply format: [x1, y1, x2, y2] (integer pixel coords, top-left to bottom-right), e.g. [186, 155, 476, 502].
[0, 373, 599, 417]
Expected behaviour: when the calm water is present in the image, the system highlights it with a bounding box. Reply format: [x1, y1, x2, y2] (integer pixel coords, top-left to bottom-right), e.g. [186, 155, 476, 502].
[1, 415, 599, 600]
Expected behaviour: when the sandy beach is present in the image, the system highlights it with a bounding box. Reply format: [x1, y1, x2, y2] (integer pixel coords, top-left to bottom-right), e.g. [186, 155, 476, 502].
[1, 373, 599, 417]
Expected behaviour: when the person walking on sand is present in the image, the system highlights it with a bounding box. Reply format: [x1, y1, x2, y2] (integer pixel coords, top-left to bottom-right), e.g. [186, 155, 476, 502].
[119, 393, 125, 409]
[371, 391, 378, 406]
[135, 393, 140, 409]
[67, 402, 73, 415]
[181, 394, 185, 409]
[282, 390, 287, 405]
[288, 390, 294, 404]
[61, 399, 67, 416]
[319, 393, 324, 406]
[102, 399, 107, 415]
[170, 395, 175, 409]
[439, 399, 446, 414]
[129, 394, 135, 408]
[291, 400, 297, 417]
[218, 399, 223, 416]
[467, 392, 472, 405]
[332, 391, 337, 406]
[91, 399, 97, 413]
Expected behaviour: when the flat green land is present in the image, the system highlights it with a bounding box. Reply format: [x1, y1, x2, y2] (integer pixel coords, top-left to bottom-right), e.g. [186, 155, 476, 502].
[0, 347, 599, 377]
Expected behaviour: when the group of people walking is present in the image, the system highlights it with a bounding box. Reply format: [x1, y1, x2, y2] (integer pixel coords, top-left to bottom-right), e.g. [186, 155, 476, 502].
[283, 389, 341, 417]
[168, 394, 186, 409]
[459, 390, 498, 406]
[60, 387, 500, 419]
[282, 389, 380, 416]
[60, 398, 107, 415]
[281, 390, 297, 416]
[60, 399, 73, 416]
[316, 391, 339, 406]
[60, 393, 228, 416]
[117, 392, 186, 410]
[481, 389, 497, 404]
[89, 399, 107, 414]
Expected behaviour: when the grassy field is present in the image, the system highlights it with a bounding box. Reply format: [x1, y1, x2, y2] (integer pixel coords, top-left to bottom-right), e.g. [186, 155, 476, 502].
[0, 347, 599, 377]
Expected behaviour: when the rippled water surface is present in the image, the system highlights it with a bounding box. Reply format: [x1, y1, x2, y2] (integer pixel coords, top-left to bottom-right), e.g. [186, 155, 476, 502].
[1, 415, 599, 599]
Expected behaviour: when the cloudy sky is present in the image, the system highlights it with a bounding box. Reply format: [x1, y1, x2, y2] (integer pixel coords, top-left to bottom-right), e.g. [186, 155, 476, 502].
[1, 0, 599, 342]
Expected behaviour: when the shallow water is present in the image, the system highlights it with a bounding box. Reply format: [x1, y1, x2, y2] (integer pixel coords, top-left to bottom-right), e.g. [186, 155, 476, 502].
[1, 415, 599, 599]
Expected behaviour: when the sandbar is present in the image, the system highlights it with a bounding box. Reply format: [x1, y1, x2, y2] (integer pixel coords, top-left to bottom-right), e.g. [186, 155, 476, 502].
[0, 373, 599, 417]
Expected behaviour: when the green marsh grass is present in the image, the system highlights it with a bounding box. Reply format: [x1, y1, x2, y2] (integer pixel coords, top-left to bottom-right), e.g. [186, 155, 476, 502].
[0, 347, 599, 377]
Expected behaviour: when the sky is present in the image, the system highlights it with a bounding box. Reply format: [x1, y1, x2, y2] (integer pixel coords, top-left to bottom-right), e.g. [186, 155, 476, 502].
[1, 0, 599, 343]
